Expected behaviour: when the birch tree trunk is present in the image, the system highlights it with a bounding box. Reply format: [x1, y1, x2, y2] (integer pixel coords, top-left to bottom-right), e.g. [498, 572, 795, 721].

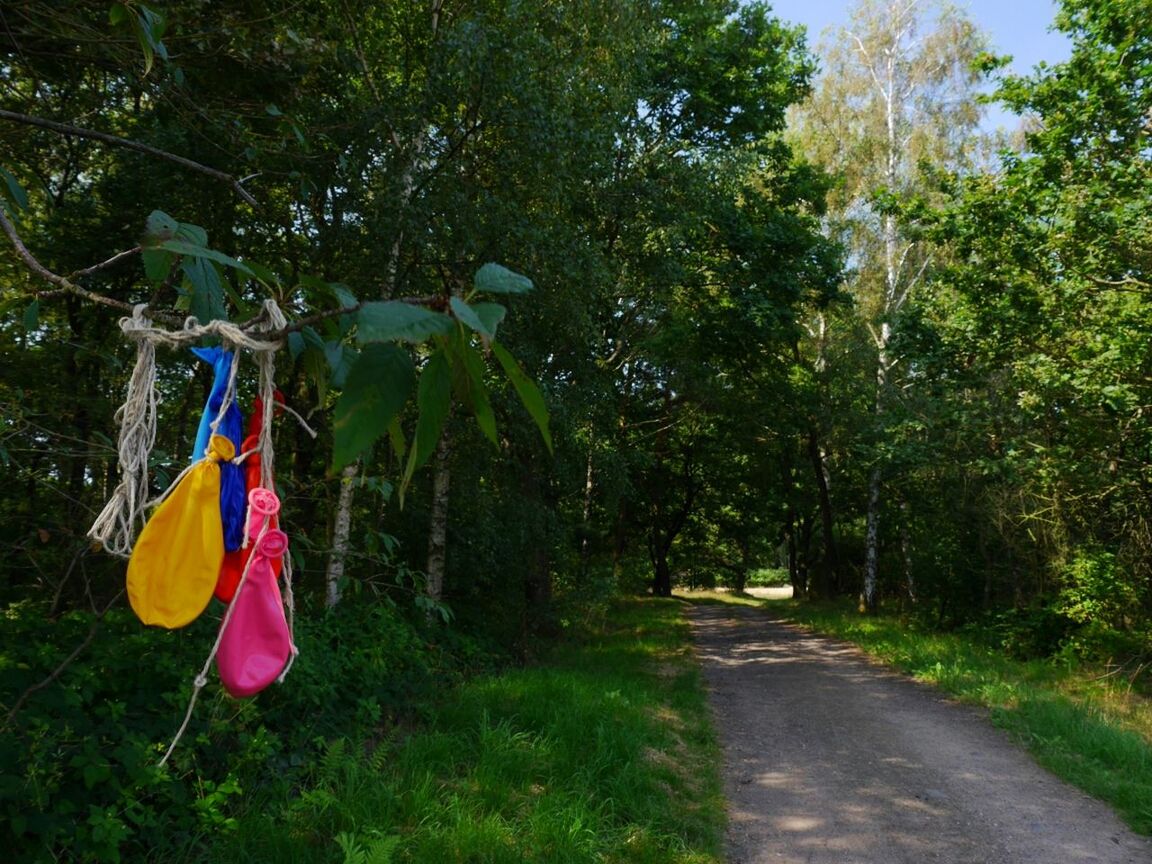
[424, 424, 452, 604]
[325, 462, 358, 608]
[808, 428, 839, 589]
[580, 442, 594, 577]
[322, 0, 445, 605]
[793, 0, 987, 611]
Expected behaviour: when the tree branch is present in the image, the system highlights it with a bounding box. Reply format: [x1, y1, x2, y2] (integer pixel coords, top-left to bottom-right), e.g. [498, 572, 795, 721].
[3, 196, 447, 337]
[1086, 273, 1150, 291]
[0, 108, 259, 207]
[0, 204, 168, 318]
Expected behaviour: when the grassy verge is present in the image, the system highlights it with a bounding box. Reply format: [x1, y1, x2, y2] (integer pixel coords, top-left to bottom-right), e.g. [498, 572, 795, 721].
[759, 596, 1152, 835]
[201, 598, 724, 864]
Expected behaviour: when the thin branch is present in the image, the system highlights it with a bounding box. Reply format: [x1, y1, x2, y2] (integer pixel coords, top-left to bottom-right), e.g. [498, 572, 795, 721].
[3, 196, 447, 337]
[1086, 273, 1150, 291]
[0, 204, 184, 321]
[263, 294, 443, 338]
[0, 108, 259, 207]
[72, 245, 142, 278]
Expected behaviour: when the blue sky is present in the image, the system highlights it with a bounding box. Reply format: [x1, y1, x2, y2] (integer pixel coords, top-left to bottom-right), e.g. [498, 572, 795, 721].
[765, 0, 1072, 131]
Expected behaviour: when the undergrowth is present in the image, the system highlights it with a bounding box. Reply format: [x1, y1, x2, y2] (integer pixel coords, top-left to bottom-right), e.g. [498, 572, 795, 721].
[764, 596, 1152, 835]
[196, 597, 724, 864]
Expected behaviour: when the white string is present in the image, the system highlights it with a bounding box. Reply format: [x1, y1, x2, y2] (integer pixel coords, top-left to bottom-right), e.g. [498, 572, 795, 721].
[155, 299, 301, 765]
[158, 515, 272, 767]
[277, 549, 299, 683]
[251, 300, 299, 684]
[87, 301, 290, 553]
[87, 306, 159, 557]
[90, 300, 306, 765]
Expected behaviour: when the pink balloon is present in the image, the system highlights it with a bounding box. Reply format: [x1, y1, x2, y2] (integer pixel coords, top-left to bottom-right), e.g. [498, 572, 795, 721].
[216, 529, 292, 698]
[245, 487, 281, 541]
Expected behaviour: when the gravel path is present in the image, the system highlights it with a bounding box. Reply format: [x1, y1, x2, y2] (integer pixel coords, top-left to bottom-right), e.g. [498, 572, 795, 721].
[688, 602, 1152, 864]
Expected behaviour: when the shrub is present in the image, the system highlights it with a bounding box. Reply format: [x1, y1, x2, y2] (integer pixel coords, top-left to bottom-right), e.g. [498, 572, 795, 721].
[0, 595, 457, 863]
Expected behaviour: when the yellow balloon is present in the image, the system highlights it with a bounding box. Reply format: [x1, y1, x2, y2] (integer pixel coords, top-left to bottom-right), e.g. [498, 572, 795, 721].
[127, 434, 233, 629]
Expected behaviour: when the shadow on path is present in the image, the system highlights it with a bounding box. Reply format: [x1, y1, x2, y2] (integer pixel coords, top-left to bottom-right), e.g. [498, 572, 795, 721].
[688, 602, 1152, 864]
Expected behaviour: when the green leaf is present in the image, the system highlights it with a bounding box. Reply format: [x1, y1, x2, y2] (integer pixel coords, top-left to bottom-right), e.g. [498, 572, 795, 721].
[387, 416, 407, 464]
[144, 210, 178, 242]
[325, 342, 357, 389]
[0, 165, 28, 211]
[399, 351, 451, 502]
[174, 221, 208, 247]
[357, 301, 453, 344]
[301, 326, 326, 353]
[158, 239, 254, 277]
[472, 302, 507, 339]
[220, 278, 255, 321]
[328, 282, 357, 309]
[130, 5, 168, 74]
[181, 257, 227, 323]
[287, 332, 305, 361]
[473, 262, 533, 295]
[109, 3, 128, 25]
[301, 348, 329, 404]
[453, 339, 498, 445]
[449, 296, 492, 339]
[242, 259, 279, 287]
[141, 248, 173, 283]
[492, 342, 552, 453]
[332, 344, 415, 472]
[22, 300, 39, 332]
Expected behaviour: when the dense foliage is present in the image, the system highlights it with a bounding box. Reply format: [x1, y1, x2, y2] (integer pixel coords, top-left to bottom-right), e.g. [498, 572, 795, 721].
[2, 0, 1151, 860]
[0, 1, 832, 860]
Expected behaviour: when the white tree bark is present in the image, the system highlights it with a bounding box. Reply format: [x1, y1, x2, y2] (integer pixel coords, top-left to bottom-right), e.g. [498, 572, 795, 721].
[322, 0, 444, 607]
[425, 425, 452, 604]
[325, 462, 358, 608]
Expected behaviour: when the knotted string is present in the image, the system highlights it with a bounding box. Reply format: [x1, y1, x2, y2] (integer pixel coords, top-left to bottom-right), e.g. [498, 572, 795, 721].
[153, 299, 307, 765]
[87, 306, 159, 557]
[87, 300, 310, 765]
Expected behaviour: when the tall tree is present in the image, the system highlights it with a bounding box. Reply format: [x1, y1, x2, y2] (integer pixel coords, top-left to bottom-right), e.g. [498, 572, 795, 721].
[789, 0, 989, 610]
[915, 0, 1152, 644]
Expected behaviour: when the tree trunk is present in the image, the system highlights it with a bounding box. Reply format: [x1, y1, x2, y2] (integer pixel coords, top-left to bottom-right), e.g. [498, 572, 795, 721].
[899, 497, 915, 604]
[734, 540, 750, 594]
[652, 551, 672, 597]
[862, 465, 882, 612]
[325, 462, 358, 608]
[611, 498, 628, 583]
[798, 510, 813, 595]
[425, 424, 452, 604]
[784, 505, 801, 596]
[808, 427, 839, 584]
[520, 450, 555, 634]
[580, 443, 594, 577]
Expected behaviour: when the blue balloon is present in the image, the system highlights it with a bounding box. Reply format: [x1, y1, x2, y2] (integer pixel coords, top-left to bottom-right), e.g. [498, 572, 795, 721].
[191, 347, 246, 552]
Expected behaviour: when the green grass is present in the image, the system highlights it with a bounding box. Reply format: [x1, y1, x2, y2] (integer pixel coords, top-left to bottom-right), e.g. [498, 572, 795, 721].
[196, 599, 725, 864]
[757, 596, 1152, 836]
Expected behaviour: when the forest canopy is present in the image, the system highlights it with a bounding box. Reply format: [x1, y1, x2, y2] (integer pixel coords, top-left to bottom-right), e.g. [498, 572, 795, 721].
[1, 0, 1150, 861]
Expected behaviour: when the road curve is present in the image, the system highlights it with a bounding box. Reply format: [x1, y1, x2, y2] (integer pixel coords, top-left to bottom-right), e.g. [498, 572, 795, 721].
[687, 602, 1152, 864]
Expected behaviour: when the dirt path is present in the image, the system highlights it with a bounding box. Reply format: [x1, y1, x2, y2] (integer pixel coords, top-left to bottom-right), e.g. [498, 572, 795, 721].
[688, 602, 1152, 864]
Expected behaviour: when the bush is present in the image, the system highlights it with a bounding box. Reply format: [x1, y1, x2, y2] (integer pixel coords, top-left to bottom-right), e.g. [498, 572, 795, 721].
[1055, 549, 1148, 662]
[977, 605, 1080, 660]
[746, 568, 790, 588]
[0, 595, 465, 863]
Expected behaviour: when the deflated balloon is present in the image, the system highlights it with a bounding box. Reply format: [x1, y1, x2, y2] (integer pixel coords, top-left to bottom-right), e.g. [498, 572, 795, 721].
[216, 450, 282, 603]
[190, 347, 245, 552]
[216, 528, 292, 698]
[127, 435, 232, 629]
